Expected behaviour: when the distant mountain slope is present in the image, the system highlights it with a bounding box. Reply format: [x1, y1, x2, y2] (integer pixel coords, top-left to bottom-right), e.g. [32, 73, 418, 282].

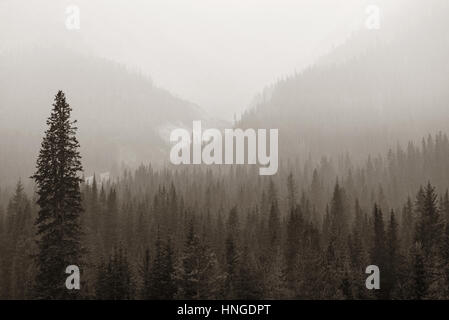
[238, 0, 449, 161]
[0, 47, 225, 184]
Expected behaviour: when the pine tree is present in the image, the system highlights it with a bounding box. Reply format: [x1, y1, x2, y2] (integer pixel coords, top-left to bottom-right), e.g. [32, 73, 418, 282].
[401, 197, 414, 251]
[347, 200, 369, 299]
[415, 183, 443, 256]
[413, 183, 444, 298]
[267, 199, 281, 248]
[234, 244, 263, 299]
[296, 223, 322, 299]
[0, 180, 34, 299]
[411, 244, 427, 300]
[104, 187, 118, 254]
[140, 248, 151, 299]
[441, 223, 449, 298]
[12, 182, 34, 299]
[310, 168, 323, 213]
[32, 91, 84, 299]
[284, 206, 302, 287]
[96, 246, 134, 300]
[319, 238, 345, 299]
[224, 208, 239, 298]
[441, 190, 449, 223]
[286, 172, 297, 212]
[263, 248, 288, 299]
[385, 210, 399, 299]
[329, 180, 348, 245]
[0, 203, 6, 299]
[175, 219, 222, 299]
[143, 232, 176, 299]
[370, 204, 387, 299]
[89, 175, 99, 233]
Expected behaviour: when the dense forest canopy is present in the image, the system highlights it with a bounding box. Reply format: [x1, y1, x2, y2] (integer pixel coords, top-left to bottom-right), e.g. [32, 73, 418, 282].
[2, 126, 449, 299]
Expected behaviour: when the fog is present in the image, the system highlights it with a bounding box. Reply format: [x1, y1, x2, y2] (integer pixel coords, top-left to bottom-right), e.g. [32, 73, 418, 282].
[3, 0, 449, 301]
[1, 0, 448, 185]
[1, 0, 404, 119]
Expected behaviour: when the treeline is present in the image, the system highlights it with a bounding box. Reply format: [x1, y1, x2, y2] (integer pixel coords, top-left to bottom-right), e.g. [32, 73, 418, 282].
[1, 132, 449, 299]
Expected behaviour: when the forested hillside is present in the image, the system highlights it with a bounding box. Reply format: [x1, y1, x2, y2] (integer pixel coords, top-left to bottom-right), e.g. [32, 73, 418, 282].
[2, 131, 449, 299]
[2, 0, 449, 301]
[0, 47, 225, 185]
[239, 0, 449, 160]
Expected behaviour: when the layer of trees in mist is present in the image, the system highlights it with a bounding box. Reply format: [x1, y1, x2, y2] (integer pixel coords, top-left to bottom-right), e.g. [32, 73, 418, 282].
[0, 48, 226, 186]
[3, 2, 449, 186]
[1, 93, 449, 299]
[2, 0, 449, 300]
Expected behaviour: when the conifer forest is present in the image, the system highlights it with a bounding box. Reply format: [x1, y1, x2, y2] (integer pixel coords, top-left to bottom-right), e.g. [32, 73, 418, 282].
[2, 0, 449, 301]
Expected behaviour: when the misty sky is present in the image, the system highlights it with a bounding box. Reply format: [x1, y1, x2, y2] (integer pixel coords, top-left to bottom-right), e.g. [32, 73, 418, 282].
[0, 0, 404, 119]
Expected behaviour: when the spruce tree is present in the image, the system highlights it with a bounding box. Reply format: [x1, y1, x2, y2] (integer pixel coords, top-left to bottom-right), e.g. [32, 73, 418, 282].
[411, 244, 427, 299]
[175, 219, 222, 299]
[401, 197, 414, 250]
[0, 204, 6, 299]
[0, 181, 33, 298]
[285, 206, 302, 286]
[415, 183, 443, 256]
[10, 180, 34, 299]
[267, 199, 281, 248]
[104, 187, 118, 254]
[310, 169, 323, 213]
[96, 246, 133, 300]
[348, 200, 369, 299]
[234, 244, 263, 299]
[32, 91, 84, 299]
[286, 172, 297, 212]
[442, 223, 449, 297]
[329, 180, 348, 245]
[143, 232, 176, 299]
[224, 208, 239, 298]
[385, 210, 399, 299]
[370, 204, 387, 299]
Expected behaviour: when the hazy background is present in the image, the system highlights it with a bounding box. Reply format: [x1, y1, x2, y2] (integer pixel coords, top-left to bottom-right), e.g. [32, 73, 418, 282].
[1, 0, 449, 185]
[0, 0, 405, 119]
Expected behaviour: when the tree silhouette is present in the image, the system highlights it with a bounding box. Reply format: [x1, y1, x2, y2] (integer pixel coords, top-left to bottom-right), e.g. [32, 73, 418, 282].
[32, 91, 84, 299]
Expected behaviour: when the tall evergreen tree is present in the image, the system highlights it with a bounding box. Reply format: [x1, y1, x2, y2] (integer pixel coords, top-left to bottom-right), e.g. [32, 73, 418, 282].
[401, 197, 414, 251]
[385, 210, 399, 299]
[284, 206, 302, 286]
[370, 204, 387, 299]
[329, 180, 348, 245]
[415, 183, 443, 256]
[175, 219, 222, 299]
[267, 199, 281, 248]
[347, 199, 370, 299]
[96, 246, 133, 300]
[441, 222, 449, 298]
[411, 244, 427, 300]
[286, 172, 297, 212]
[224, 208, 239, 298]
[32, 91, 84, 299]
[104, 187, 118, 254]
[414, 183, 445, 298]
[143, 232, 176, 299]
[234, 244, 263, 299]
